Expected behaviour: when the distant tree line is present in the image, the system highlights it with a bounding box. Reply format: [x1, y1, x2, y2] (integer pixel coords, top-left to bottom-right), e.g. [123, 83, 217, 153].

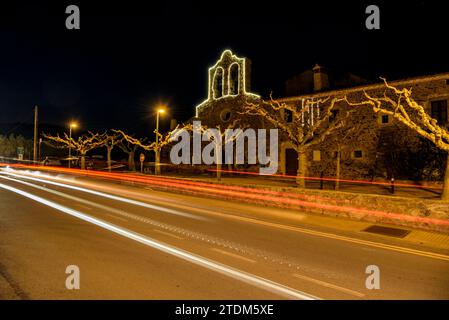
[0, 134, 33, 158]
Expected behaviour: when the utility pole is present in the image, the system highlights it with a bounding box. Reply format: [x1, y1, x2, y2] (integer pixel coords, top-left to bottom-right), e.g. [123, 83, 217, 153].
[39, 138, 42, 162]
[33, 105, 38, 163]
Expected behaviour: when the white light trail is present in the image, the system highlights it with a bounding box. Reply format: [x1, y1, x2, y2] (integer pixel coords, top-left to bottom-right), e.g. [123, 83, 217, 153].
[0, 171, 207, 221]
[0, 175, 156, 223]
[0, 181, 318, 300]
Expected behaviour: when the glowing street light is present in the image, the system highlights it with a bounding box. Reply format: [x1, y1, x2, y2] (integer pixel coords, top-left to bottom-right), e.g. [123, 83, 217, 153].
[155, 107, 166, 175]
[68, 122, 78, 168]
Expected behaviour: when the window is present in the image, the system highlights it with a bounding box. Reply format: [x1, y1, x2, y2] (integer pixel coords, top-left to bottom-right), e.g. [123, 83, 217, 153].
[213, 68, 224, 99]
[229, 64, 239, 95]
[378, 114, 390, 125]
[284, 109, 293, 123]
[313, 150, 321, 161]
[329, 109, 339, 123]
[431, 100, 448, 124]
[353, 150, 363, 159]
[220, 109, 232, 122]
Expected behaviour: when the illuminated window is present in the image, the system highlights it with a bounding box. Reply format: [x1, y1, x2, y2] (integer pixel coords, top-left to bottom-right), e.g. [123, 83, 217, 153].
[313, 150, 321, 161]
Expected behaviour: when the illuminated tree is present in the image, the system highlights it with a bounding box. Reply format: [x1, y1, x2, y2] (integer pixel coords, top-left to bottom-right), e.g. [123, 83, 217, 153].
[103, 133, 122, 172]
[112, 128, 177, 174]
[323, 108, 378, 190]
[180, 120, 241, 181]
[112, 130, 155, 151]
[43, 131, 107, 170]
[243, 95, 350, 188]
[345, 79, 449, 200]
[117, 138, 138, 171]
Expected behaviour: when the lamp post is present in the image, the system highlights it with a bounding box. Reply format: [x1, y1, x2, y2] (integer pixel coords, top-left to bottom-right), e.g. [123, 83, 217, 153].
[155, 108, 165, 175]
[68, 122, 77, 168]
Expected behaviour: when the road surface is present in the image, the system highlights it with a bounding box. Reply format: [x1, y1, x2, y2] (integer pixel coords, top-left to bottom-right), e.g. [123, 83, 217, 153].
[0, 167, 448, 299]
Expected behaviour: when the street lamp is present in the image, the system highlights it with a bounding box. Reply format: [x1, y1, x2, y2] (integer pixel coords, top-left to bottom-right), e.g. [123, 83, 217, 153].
[155, 107, 166, 175]
[68, 122, 77, 168]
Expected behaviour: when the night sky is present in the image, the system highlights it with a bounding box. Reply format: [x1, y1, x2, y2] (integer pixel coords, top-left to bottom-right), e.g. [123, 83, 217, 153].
[1, 0, 448, 137]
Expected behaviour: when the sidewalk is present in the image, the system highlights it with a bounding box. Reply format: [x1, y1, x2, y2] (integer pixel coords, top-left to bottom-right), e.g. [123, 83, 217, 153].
[157, 172, 443, 200]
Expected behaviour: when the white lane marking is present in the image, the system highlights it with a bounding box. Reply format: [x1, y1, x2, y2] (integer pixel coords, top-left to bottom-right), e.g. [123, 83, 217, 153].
[0, 182, 318, 300]
[0, 172, 207, 221]
[293, 273, 365, 298]
[153, 229, 184, 240]
[211, 248, 256, 264]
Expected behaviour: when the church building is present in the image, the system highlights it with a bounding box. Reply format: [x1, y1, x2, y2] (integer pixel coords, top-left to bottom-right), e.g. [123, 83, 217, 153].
[193, 49, 449, 181]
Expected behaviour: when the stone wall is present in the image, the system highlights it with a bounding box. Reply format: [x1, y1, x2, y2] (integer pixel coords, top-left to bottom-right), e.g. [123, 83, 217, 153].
[148, 176, 449, 233]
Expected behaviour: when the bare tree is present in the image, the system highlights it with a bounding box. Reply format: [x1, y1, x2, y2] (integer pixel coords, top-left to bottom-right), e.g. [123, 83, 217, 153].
[112, 129, 177, 174]
[117, 139, 138, 171]
[325, 109, 378, 190]
[334, 124, 361, 190]
[112, 130, 155, 151]
[243, 95, 350, 188]
[43, 131, 106, 169]
[346, 78, 449, 200]
[103, 133, 122, 172]
[180, 120, 241, 181]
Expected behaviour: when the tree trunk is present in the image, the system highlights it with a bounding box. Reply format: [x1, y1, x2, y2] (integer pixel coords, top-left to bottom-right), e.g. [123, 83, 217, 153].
[80, 153, 86, 170]
[442, 153, 449, 201]
[335, 146, 341, 190]
[217, 162, 222, 181]
[296, 150, 307, 188]
[128, 151, 135, 171]
[216, 143, 222, 181]
[107, 147, 112, 172]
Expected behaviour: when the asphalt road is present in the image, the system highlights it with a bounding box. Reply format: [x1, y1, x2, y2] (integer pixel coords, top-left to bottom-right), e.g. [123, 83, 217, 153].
[0, 168, 448, 299]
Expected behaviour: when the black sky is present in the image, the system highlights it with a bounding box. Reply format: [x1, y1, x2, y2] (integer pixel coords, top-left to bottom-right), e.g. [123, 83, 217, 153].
[1, 0, 448, 137]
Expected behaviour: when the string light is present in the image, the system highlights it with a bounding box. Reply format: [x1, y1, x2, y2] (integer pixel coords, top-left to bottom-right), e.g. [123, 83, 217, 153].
[195, 49, 260, 117]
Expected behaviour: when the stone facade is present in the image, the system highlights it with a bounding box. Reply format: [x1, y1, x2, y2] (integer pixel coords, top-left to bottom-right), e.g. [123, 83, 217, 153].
[195, 50, 262, 129]
[278, 75, 449, 180]
[194, 50, 449, 181]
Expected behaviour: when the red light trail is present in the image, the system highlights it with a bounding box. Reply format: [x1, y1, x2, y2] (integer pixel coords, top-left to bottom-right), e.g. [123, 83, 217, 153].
[1, 163, 448, 230]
